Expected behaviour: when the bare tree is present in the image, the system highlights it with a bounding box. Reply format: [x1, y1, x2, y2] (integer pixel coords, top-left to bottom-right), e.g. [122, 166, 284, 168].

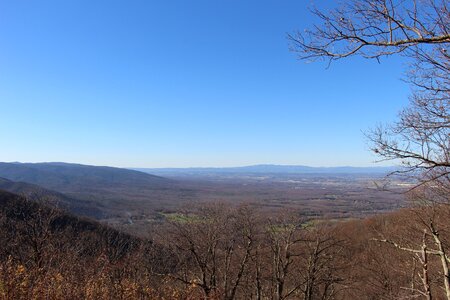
[374, 230, 434, 299]
[372, 187, 450, 299]
[265, 213, 305, 300]
[300, 227, 346, 300]
[289, 0, 449, 188]
[263, 213, 347, 300]
[153, 204, 257, 299]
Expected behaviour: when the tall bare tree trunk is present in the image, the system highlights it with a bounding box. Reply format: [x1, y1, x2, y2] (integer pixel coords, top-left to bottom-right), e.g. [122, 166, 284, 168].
[421, 236, 432, 300]
[430, 225, 450, 300]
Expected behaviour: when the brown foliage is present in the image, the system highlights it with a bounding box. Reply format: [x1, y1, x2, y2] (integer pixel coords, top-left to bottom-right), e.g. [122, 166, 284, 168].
[2, 188, 450, 299]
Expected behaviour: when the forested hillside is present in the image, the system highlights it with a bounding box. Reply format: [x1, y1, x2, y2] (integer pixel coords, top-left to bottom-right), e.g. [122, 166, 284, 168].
[0, 163, 170, 190]
[0, 163, 192, 220]
[0, 177, 104, 218]
[2, 189, 450, 299]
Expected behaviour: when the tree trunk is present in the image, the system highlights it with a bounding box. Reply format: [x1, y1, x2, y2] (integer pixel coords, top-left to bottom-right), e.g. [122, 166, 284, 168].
[431, 228, 450, 300]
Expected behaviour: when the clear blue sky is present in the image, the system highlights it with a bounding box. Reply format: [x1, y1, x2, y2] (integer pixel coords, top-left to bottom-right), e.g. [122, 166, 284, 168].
[0, 0, 409, 168]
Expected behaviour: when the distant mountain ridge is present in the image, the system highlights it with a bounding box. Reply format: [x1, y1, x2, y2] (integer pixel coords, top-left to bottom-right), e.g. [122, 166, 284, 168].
[0, 177, 104, 218]
[0, 162, 171, 191]
[134, 164, 396, 175]
[0, 162, 187, 220]
[0, 162, 397, 222]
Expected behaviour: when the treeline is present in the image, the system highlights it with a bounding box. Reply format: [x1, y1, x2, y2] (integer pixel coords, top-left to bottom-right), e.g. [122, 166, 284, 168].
[1, 189, 450, 299]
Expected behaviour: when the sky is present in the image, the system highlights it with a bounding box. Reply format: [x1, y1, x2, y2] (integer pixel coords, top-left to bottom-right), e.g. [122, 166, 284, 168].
[0, 0, 410, 168]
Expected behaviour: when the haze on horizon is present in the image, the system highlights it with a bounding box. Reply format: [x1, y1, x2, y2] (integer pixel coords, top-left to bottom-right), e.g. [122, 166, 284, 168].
[0, 1, 409, 168]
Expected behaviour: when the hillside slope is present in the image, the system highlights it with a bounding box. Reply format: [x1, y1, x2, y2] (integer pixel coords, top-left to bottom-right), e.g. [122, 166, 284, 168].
[0, 162, 171, 190]
[0, 177, 104, 218]
[0, 162, 191, 220]
[0, 189, 144, 274]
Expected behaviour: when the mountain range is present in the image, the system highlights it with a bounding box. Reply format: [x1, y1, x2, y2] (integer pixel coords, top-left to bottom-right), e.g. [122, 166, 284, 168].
[0, 162, 180, 220]
[0, 162, 170, 191]
[0, 176, 104, 218]
[135, 164, 396, 176]
[0, 162, 397, 223]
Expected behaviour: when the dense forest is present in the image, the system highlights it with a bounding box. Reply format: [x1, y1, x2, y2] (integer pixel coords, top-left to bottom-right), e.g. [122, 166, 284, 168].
[1, 187, 450, 299]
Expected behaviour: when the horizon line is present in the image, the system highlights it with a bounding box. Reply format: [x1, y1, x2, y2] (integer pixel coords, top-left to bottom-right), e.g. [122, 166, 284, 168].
[2, 161, 395, 169]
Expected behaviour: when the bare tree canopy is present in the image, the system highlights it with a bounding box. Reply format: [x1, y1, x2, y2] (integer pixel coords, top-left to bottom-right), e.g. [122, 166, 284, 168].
[289, 0, 449, 188]
[289, 0, 449, 60]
